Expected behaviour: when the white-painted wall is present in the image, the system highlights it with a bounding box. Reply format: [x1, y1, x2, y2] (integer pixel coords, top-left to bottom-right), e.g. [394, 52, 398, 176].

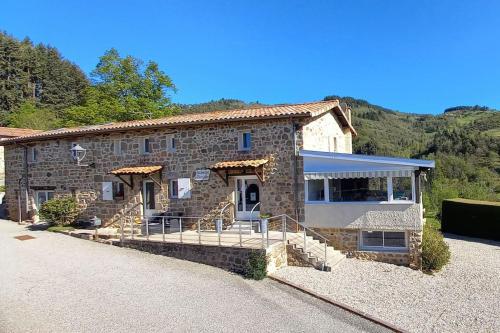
[304, 202, 422, 230]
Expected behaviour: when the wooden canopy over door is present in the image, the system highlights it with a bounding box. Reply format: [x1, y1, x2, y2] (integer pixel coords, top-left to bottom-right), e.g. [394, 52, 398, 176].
[209, 159, 268, 185]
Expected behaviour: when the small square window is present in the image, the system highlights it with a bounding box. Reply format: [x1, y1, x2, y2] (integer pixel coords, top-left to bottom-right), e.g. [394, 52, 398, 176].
[170, 180, 178, 198]
[141, 138, 151, 154]
[113, 182, 125, 200]
[166, 135, 176, 152]
[113, 140, 122, 155]
[29, 147, 38, 162]
[239, 132, 251, 151]
[71, 142, 78, 159]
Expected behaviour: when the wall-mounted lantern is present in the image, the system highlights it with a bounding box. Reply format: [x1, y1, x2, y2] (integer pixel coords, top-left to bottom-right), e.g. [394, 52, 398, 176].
[70, 144, 87, 166]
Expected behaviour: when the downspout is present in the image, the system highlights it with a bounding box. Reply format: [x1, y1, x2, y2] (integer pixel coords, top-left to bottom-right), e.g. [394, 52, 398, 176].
[292, 119, 300, 220]
[17, 144, 30, 223]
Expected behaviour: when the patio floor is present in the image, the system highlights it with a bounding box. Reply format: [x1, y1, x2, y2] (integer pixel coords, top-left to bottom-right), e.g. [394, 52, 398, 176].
[73, 227, 301, 249]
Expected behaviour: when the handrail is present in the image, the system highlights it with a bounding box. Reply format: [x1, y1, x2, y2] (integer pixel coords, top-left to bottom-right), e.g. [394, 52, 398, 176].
[268, 213, 329, 243]
[220, 202, 234, 220]
[108, 201, 143, 228]
[249, 202, 261, 224]
[269, 213, 329, 269]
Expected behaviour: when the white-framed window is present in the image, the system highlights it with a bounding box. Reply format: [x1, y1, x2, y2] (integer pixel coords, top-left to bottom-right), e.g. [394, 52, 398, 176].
[360, 230, 407, 250]
[166, 134, 176, 152]
[169, 179, 179, 198]
[238, 132, 252, 151]
[140, 138, 151, 154]
[35, 190, 54, 210]
[113, 139, 122, 156]
[305, 179, 326, 201]
[29, 146, 38, 162]
[391, 177, 413, 201]
[305, 174, 415, 204]
[169, 178, 191, 199]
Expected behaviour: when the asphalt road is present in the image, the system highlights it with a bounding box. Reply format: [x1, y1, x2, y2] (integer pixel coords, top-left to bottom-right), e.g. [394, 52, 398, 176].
[0, 220, 389, 333]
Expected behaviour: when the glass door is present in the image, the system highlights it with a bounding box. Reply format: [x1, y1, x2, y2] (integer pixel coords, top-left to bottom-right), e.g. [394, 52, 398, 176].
[235, 177, 260, 220]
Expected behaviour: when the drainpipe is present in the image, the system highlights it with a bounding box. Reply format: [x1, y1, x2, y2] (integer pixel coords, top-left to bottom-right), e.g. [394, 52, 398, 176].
[16, 144, 30, 223]
[292, 120, 300, 220]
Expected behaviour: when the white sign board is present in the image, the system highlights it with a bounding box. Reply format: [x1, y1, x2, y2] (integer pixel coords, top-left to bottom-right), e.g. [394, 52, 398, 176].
[178, 178, 192, 199]
[102, 182, 113, 200]
[194, 169, 210, 181]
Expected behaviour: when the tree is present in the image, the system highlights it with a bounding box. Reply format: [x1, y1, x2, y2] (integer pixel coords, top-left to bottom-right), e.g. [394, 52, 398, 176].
[63, 48, 177, 125]
[0, 31, 89, 120]
[8, 101, 60, 130]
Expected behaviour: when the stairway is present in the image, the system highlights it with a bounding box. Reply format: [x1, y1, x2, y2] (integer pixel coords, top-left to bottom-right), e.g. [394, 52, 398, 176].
[286, 233, 345, 271]
[225, 220, 257, 234]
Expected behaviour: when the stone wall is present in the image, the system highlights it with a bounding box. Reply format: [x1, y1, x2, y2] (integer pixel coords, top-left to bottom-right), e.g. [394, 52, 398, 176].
[116, 238, 287, 275]
[0, 146, 4, 186]
[4, 118, 306, 224]
[302, 112, 352, 153]
[312, 227, 422, 268]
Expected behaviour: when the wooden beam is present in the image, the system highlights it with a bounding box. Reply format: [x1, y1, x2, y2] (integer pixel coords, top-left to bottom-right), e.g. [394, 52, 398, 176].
[116, 175, 133, 188]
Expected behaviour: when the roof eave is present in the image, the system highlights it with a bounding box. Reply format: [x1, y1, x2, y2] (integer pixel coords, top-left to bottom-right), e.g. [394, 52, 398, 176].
[0, 113, 313, 145]
[300, 150, 435, 169]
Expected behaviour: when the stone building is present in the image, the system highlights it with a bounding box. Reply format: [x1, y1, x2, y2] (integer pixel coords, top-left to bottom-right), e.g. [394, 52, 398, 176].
[1, 100, 433, 267]
[0, 127, 42, 187]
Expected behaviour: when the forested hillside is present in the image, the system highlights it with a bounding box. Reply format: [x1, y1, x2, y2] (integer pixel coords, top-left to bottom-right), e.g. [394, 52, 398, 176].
[324, 95, 500, 213]
[0, 31, 499, 216]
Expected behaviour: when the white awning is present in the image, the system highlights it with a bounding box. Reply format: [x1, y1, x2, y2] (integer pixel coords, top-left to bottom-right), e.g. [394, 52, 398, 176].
[304, 169, 413, 180]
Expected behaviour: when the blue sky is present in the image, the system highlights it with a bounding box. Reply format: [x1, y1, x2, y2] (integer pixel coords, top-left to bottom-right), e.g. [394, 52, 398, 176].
[1, 0, 499, 114]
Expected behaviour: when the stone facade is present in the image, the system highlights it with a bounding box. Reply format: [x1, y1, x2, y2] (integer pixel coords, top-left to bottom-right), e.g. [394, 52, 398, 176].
[302, 112, 352, 153]
[3, 112, 349, 227]
[312, 227, 422, 268]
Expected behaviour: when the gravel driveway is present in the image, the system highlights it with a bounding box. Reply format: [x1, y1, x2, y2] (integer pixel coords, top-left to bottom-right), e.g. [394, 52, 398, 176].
[0, 220, 388, 333]
[273, 235, 500, 332]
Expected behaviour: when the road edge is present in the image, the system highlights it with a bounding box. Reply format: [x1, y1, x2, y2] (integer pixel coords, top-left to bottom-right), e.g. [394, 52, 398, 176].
[268, 274, 407, 333]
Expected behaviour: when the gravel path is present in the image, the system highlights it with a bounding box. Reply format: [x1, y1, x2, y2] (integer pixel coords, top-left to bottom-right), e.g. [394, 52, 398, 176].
[0, 220, 388, 333]
[273, 235, 500, 332]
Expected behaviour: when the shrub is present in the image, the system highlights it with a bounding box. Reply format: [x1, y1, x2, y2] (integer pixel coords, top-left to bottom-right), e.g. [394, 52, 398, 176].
[39, 197, 80, 226]
[422, 222, 450, 272]
[245, 251, 267, 280]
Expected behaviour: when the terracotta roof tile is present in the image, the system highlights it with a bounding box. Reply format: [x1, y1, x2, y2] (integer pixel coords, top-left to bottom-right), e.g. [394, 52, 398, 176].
[210, 159, 269, 169]
[0, 127, 42, 138]
[110, 165, 163, 175]
[1, 100, 356, 144]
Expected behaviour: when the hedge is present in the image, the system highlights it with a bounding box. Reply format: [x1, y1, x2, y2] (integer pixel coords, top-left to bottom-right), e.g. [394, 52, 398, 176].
[441, 198, 500, 241]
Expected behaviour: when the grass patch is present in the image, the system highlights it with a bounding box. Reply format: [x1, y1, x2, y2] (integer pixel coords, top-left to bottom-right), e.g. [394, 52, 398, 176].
[47, 226, 75, 233]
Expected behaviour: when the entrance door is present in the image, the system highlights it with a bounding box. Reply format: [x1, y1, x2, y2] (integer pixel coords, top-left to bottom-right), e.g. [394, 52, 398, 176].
[142, 180, 156, 218]
[235, 176, 260, 220]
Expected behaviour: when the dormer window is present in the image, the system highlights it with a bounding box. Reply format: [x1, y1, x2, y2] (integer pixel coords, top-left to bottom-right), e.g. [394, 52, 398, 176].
[238, 132, 252, 151]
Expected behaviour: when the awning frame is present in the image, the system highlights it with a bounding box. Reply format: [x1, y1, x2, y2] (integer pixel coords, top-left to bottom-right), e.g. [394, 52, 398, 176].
[109, 166, 163, 188]
[210, 165, 266, 185]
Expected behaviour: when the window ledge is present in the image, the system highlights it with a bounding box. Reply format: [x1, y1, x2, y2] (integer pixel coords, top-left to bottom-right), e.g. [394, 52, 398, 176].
[359, 248, 408, 253]
[305, 201, 415, 205]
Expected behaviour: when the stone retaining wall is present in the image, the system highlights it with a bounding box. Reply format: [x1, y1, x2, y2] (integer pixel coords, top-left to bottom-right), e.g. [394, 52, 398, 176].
[117, 238, 288, 275]
[312, 227, 422, 269]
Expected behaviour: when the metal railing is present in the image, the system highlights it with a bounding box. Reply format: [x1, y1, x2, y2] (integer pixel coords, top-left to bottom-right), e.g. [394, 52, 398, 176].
[117, 210, 330, 267]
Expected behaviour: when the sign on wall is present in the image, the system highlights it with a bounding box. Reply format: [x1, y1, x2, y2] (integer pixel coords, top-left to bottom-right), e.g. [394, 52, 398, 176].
[194, 169, 210, 181]
[102, 182, 113, 201]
